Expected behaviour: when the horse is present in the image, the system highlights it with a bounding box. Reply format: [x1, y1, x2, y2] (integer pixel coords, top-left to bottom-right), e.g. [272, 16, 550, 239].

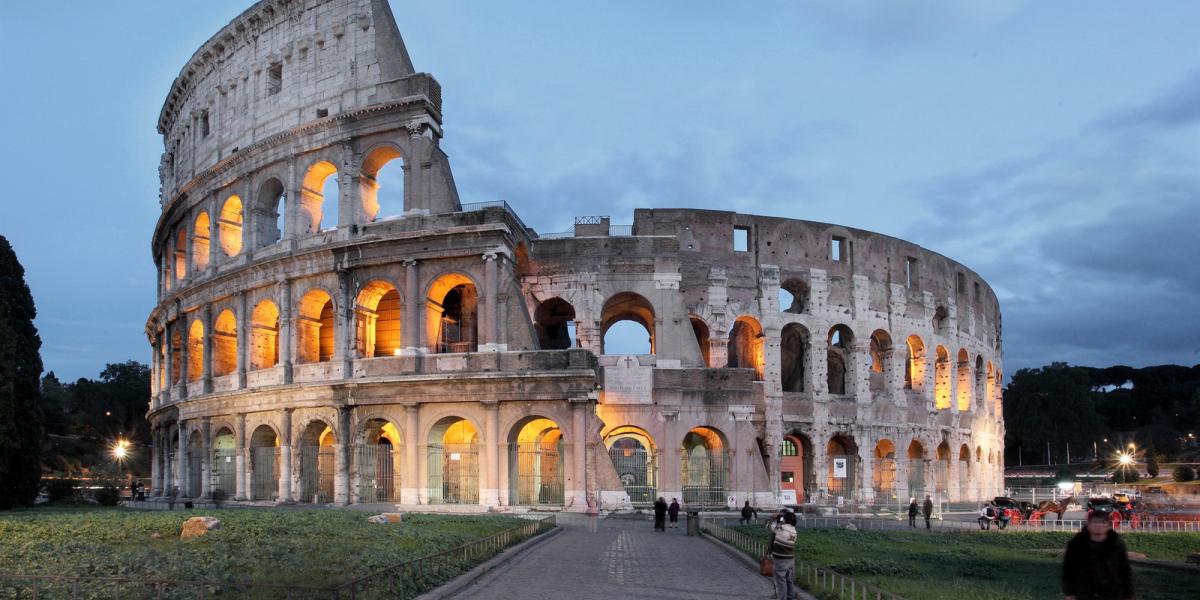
[1036, 495, 1074, 521]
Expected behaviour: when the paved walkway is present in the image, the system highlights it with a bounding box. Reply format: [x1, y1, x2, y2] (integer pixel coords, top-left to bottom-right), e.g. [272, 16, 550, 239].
[447, 514, 774, 600]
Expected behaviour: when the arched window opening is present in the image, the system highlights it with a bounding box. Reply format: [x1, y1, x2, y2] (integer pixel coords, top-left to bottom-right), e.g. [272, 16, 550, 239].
[428, 274, 478, 354]
[212, 309, 237, 377]
[535, 297, 577, 350]
[509, 417, 565, 505]
[300, 161, 338, 234]
[605, 426, 657, 506]
[826, 434, 857, 498]
[974, 356, 985, 408]
[298, 289, 335, 363]
[355, 280, 402, 357]
[357, 418, 401, 502]
[826, 325, 854, 395]
[192, 212, 211, 272]
[933, 306, 949, 335]
[956, 349, 971, 411]
[187, 319, 204, 382]
[681, 426, 728, 506]
[869, 330, 892, 392]
[255, 178, 286, 248]
[162, 244, 172, 292]
[690, 316, 711, 367]
[427, 417, 479, 504]
[727, 316, 764, 379]
[218, 196, 244, 257]
[212, 428, 236, 500]
[986, 361, 997, 414]
[781, 323, 810, 392]
[873, 439, 897, 500]
[780, 278, 809, 314]
[359, 146, 404, 222]
[905, 335, 926, 390]
[780, 433, 812, 503]
[934, 346, 951, 409]
[174, 229, 187, 282]
[298, 420, 336, 503]
[958, 444, 971, 500]
[170, 328, 182, 384]
[935, 442, 951, 496]
[249, 425, 279, 501]
[250, 300, 280, 370]
[907, 441, 926, 496]
[600, 292, 655, 355]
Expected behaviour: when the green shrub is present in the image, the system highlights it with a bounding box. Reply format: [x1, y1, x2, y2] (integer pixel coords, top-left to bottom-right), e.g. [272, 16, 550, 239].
[1174, 466, 1196, 482]
[45, 479, 79, 503]
[93, 486, 122, 506]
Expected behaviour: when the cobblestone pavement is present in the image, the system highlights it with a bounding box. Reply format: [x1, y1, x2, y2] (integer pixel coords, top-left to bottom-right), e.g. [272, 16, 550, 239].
[447, 514, 775, 600]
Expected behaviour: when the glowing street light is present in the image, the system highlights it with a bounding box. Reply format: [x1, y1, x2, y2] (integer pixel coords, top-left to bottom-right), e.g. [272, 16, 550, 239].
[112, 439, 130, 460]
[1117, 452, 1133, 466]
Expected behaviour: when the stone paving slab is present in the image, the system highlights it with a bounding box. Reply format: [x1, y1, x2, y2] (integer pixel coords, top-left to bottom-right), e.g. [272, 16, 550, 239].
[447, 515, 775, 600]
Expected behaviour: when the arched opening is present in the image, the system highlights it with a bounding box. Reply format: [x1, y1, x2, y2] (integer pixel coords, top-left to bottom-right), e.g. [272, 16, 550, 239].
[935, 441, 951, 496]
[934, 346, 951, 409]
[186, 430, 203, 497]
[427, 417, 480, 504]
[170, 328, 182, 384]
[428, 274, 478, 354]
[781, 323, 810, 392]
[974, 355, 985, 410]
[359, 145, 404, 222]
[727, 316, 764, 379]
[869, 330, 893, 392]
[690, 316, 711, 367]
[907, 441, 926, 497]
[250, 300, 280, 370]
[212, 428, 236, 500]
[605, 426, 657, 506]
[174, 229, 187, 282]
[300, 160, 338, 233]
[297, 289, 335, 363]
[956, 349, 972, 411]
[162, 244, 172, 292]
[254, 177, 286, 248]
[218, 195, 244, 257]
[192, 212, 210, 272]
[600, 292, 655, 355]
[534, 297, 576, 350]
[958, 444, 971, 500]
[212, 309, 237, 377]
[781, 432, 813, 503]
[827, 325, 854, 395]
[681, 426, 729, 506]
[355, 280, 402, 357]
[356, 418, 402, 502]
[249, 425, 279, 501]
[905, 335, 926, 390]
[873, 439, 897, 500]
[187, 319, 204, 382]
[780, 278, 809, 314]
[508, 417, 565, 505]
[297, 420, 335, 503]
[827, 434, 858, 498]
[986, 361, 997, 415]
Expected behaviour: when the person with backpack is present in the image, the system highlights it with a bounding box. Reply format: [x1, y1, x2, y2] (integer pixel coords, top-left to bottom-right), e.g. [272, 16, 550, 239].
[766, 510, 798, 600]
[740, 500, 758, 524]
[907, 498, 919, 528]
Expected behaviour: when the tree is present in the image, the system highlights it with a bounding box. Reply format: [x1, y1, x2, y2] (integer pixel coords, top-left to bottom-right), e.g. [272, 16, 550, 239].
[1147, 452, 1160, 478]
[0, 236, 44, 508]
[1174, 466, 1196, 482]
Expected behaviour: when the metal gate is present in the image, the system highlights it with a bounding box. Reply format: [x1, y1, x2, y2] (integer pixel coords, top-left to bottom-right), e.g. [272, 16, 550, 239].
[510, 443, 564, 505]
[907, 460, 925, 498]
[608, 446, 657, 506]
[250, 446, 278, 501]
[213, 449, 236, 499]
[298, 446, 334, 503]
[680, 448, 728, 506]
[873, 457, 896, 500]
[428, 443, 478, 504]
[355, 444, 399, 502]
[186, 450, 203, 497]
[827, 454, 856, 497]
[935, 459, 950, 495]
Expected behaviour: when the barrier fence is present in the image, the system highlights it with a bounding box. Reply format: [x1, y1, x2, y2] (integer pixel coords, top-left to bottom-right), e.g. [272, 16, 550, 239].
[0, 516, 555, 600]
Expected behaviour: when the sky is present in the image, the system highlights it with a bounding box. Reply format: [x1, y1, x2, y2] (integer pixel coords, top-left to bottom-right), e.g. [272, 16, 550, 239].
[1, 1, 1197, 381]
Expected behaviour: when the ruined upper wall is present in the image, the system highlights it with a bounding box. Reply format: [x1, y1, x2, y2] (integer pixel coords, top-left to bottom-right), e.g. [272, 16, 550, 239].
[157, 0, 421, 203]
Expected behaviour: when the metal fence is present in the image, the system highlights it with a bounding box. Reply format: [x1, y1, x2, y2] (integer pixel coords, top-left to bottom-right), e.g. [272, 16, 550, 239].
[608, 446, 656, 506]
[681, 449, 728, 507]
[428, 443, 479, 504]
[356, 443, 400, 503]
[0, 516, 556, 600]
[250, 446, 278, 501]
[298, 446, 335, 504]
[510, 443, 564, 505]
[212, 449, 236, 499]
[186, 451, 203, 498]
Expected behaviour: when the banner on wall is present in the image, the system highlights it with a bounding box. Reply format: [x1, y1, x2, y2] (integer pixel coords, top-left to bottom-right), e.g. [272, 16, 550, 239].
[833, 458, 847, 478]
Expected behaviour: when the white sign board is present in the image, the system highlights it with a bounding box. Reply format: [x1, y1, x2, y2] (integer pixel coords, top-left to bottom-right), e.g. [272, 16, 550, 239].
[779, 490, 797, 505]
[449, 453, 462, 461]
[833, 458, 847, 478]
[726, 494, 737, 508]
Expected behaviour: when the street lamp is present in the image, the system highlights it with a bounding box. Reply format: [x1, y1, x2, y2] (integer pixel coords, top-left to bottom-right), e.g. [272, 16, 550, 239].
[112, 439, 130, 461]
[1117, 452, 1133, 466]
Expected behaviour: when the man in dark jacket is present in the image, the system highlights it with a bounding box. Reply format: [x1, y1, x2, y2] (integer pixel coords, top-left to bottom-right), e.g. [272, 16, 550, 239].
[907, 498, 919, 527]
[922, 495, 934, 530]
[740, 500, 757, 524]
[1062, 511, 1134, 600]
[653, 497, 668, 531]
[668, 498, 681, 529]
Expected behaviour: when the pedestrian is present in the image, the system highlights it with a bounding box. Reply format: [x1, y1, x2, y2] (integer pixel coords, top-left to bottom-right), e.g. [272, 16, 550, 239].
[766, 510, 798, 600]
[740, 500, 758, 524]
[1062, 511, 1134, 600]
[977, 503, 995, 530]
[668, 498, 681, 529]
[653, 496, 668, 532]
[907, 497, 918, 528]
[922, 494, 934, 530]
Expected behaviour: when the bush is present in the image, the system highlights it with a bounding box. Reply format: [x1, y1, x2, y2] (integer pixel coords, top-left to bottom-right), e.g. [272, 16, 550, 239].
[1148, 453, 1160, 478]
[44, 479, 79, 503]
[93, 486, 122, 506]
[1113, 466, 1140, 484]
[1174, 466, 1196, 482]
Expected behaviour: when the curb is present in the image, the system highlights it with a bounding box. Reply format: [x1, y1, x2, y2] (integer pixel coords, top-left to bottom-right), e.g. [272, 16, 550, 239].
[701, 532, 818, 600]
[414, 526, 563, 600]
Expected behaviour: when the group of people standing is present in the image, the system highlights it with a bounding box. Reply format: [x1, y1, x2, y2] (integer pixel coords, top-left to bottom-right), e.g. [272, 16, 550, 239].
[907, 494, 935, 529]
[652, 497, 681, 531]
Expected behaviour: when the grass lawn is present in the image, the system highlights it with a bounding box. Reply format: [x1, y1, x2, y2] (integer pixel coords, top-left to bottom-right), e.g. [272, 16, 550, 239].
[729, 524, 1200, 600]
[0, 506, 531, 589]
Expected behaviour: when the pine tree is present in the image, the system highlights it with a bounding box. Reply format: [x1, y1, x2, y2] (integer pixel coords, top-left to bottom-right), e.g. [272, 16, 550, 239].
[0, 235, 44, 508]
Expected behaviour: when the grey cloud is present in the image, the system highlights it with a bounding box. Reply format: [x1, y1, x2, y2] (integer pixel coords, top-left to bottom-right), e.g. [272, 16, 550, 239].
[1095, 68, 1200, 131]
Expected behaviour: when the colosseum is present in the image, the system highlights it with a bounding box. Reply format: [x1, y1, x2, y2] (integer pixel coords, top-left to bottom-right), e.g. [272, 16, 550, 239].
[145, 0, 1005, 512]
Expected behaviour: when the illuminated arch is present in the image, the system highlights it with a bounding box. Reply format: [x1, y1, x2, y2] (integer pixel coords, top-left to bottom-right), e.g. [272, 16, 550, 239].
[826, 433, 858, 497]
[601, 292, 656, 355]
[174, 229, 187, 281]
[355, 280, 402, 357]
[681, 426, 729, 505]
[727, 315, 764, 379]
[192, 212, 210, 271]
[212, 309, 237, 377]
[297, 288, 335, 363]
[905, 335, 926, 391]
[426, 273, 478, 354]
[218, 195, 244, 256]
[934, 346, 951, 409]
[605, 425, 658, 505]
[508, 416, 565, 505]
[426, 416, 480, 505]
[359, 144, 405, 222]
[248, 424, 279, 501]
[187, 319, 204, 382]
[297, 419, 336, 503]
[254, 177, 286, 248]
[357, 417, 402, 502]
[869, 329, 893, 392]
[873, 439, 897, 499]
[300, 160, 338, 233]
[956, 349, 972, 411]
[250, 300, 280, 370]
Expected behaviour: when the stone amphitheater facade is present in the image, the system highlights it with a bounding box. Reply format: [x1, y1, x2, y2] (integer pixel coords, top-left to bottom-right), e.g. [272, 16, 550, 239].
[146, 0, 1004, 511]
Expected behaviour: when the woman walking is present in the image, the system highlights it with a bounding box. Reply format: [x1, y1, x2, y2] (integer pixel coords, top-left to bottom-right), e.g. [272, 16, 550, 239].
[668, 498, 681, 529]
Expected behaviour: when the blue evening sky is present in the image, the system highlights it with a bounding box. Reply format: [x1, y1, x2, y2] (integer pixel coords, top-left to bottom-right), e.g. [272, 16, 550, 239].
[1, 1, 1197, 380]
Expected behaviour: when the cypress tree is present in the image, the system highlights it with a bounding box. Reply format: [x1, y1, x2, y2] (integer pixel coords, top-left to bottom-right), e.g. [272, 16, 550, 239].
[0, 235, 44, 508]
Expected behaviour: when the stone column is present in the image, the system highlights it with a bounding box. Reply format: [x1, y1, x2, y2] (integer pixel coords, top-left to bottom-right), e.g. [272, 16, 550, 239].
[201, 418, 213, 499]
[150, 426, 161, 497]
[402, 260, 423, 354]
[335, 406, 351, 505]
[234, 413, 247, 501]
[402, 405, 420, 505]
[481, 252, 500, 351]
[236, 292, 248, 389]
[810, 432, 827, 501]
[176, 421, 187, 497]
[285, 157, 300, 241]
[336, 269, 354, 377]
[278, 408, 293, 503]
[858, 434, 874, 504]
[482, 401, 500, 507]
[278, 279, 294, 383]
[202, 305, 214, 394]
[178, 321, 190, 399]
[163, 324, 175, 403]
[569, 397, 588, 510]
